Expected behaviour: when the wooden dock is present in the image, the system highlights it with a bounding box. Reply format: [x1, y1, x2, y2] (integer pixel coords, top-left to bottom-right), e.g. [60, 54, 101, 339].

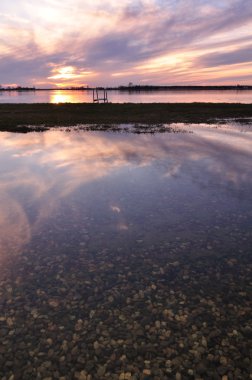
[93, 88, 108, 103]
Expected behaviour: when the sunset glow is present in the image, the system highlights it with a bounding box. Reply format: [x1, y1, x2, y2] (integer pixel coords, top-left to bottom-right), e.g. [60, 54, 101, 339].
[50, 90, 90, 103]
[48, 66, 94, 84]
[0, 0, 252, 87]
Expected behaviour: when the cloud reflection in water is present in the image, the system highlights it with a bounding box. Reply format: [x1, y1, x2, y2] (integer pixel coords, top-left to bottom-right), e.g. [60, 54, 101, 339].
[0, 124, 251, 258]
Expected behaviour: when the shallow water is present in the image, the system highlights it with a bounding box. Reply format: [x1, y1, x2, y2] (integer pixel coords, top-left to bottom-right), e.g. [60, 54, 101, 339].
[0, 124, 251, 379]
[1, 89, 252, 103]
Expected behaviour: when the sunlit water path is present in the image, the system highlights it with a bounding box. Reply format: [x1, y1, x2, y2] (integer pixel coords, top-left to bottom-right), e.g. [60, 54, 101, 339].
[0, 124, 251, 379]
[1, 89, 252, 103]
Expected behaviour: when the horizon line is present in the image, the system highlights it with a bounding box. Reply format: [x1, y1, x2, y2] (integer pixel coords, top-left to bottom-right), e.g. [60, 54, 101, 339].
[1, 84, 252, 91]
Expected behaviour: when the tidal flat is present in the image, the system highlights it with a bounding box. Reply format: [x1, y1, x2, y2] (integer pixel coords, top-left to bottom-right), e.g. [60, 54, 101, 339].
[0, 123, 251, 379]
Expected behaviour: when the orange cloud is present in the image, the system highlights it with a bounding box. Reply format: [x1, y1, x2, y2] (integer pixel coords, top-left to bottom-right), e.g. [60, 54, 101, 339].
[48, 66, 96, 86]
[1, 0, 252, 86]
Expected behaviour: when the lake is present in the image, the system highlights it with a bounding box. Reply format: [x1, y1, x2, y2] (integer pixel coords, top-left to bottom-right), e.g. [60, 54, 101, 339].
[1, 89, 252, 103]
[0, 123, 251, 379]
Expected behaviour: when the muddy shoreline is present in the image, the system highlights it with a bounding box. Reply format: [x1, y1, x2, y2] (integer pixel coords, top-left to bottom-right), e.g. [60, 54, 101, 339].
[0, 103, 252, 132]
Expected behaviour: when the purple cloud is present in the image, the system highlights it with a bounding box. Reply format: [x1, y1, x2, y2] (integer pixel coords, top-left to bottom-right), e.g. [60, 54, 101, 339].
[0, 0, 252, 86]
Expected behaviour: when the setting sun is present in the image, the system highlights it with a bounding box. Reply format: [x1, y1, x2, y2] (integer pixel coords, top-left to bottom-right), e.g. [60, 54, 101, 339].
[48, 66, 94, 85]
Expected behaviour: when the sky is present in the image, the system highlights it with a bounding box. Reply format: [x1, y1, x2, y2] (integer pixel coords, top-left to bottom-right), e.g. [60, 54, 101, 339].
[1, 0, 252, 88]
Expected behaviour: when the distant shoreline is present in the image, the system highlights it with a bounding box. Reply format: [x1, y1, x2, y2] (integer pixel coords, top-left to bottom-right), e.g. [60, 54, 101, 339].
[1, 103, 252, 132]
[1, 85, 252, 92]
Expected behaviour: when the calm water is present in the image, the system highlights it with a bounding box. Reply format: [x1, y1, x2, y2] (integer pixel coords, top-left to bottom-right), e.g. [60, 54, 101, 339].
[0, 124, 251, 379]
[1, 89, 252, 103]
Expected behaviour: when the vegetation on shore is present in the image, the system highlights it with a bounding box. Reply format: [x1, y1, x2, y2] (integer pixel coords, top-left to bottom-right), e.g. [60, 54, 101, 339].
[1, 85, 252, 91]
[0, 103, 252, 132]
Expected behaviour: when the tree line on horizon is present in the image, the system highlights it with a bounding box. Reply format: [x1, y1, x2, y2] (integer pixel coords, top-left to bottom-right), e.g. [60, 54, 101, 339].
[0, 84, 252, 91]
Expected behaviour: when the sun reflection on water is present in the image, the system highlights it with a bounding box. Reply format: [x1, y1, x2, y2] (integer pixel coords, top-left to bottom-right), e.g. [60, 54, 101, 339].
[50, 90, 91, 103]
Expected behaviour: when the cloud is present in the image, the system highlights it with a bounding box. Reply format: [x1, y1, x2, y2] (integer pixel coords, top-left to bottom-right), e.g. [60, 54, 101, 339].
[196, 45, 252, 68]
[0, 0, 252, 85]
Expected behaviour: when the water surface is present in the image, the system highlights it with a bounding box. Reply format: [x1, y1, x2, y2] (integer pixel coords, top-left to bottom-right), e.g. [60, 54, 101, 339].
[1, 89, 252, 103]
[0, 124, 251, 379]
